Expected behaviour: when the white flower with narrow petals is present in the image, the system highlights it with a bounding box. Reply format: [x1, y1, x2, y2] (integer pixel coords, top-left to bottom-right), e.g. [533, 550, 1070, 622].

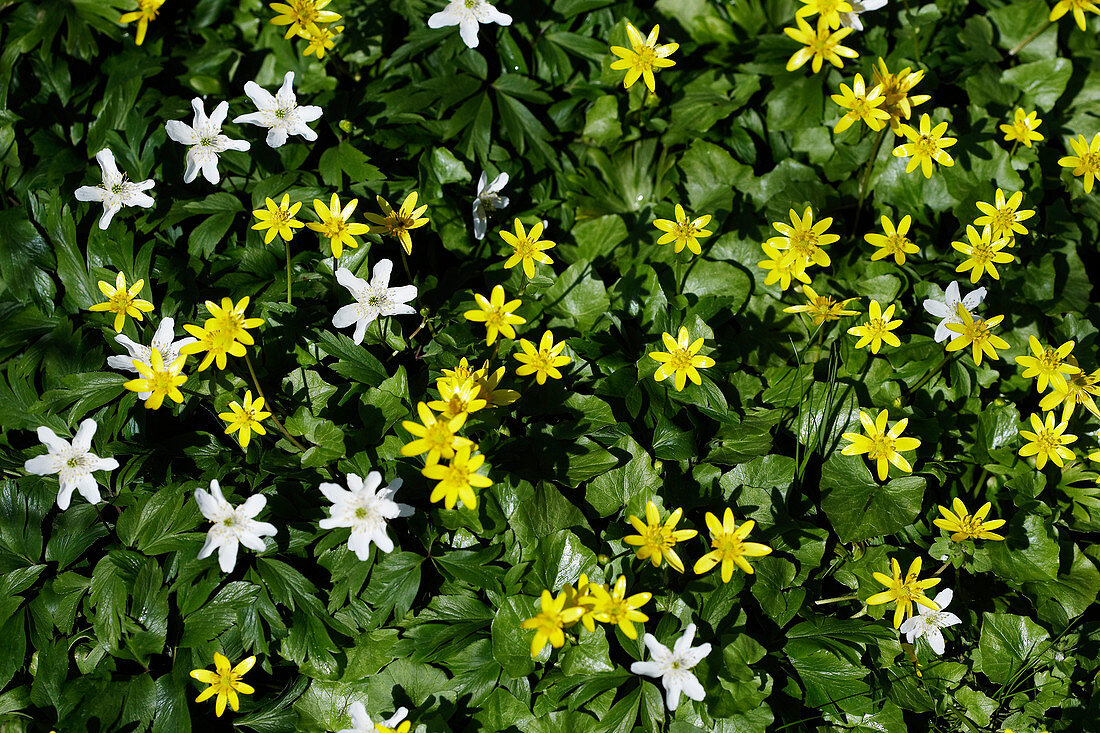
[233, 71, 322, 148]
[165, 98, 251, 184]
[74, 149, 156, 230]
[106, 317, 196, 399]
[332, 260, 418, 345]
[630, 623, 712, 711]
[922, 281, 987, 343]
[427, 0, 512, 49]
[24, 419, 119, 510]
[337, 702, 409, 733]
[472, 171, 509, 240]
[899, 588, 961, 655]
[839, 0, 888, 30]
[319, 472, 413, 561]
[194, 480, 277, 573]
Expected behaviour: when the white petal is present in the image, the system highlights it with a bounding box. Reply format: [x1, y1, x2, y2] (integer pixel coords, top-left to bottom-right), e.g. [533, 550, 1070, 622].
[76, 473, 102, 505]
[673, 624, 697, 656]
[319, 481, 352, 505]
[944, 281, 961, 303]
[458, 17, 481, 48]
[371, 259, 394, 289]
[630, 661, 663, 678]
[95, 149, 120, 180]
[383, 708, 409, 727]
[428, 9, 461, 28]
[477, 171, 488, 194]
[487, 172, 509, 192]
[24, 455, 57, 476]
[680, 673, 705, 702]
[332, 304, 361, 330]
[336, 267, 367, 293]
[473, 209, 487, 240]
[938, 612, 962, 628]
[237, 531, 268, 552]
[478, 5, 511, 25]
[233, 111, 269, 128]
[922, 298, 949, 318]
[98, 201, 122, 229]
[36, 426, 69, 453]
[72, 419, 97, 451]
[165, 120, 198, 145]
[266, 127, 289, 148]
[75, 186, 106, 202]
[663, 676, 683, 711]
[933, 321, 954, 343]
[217, 539, 240, 573]
[197, 531, 220, 560]
[352, 320, 369, 345]
[222, 137, 251, 152]
[362, 471, 382, 493]
[91, 456, 119, 472]
[296, 105, 323, 123]
[927, 629, 946, 655]
[680, 641, 711, 668]
[242, 81, 276, 111]
[239, 494, 267, 518]
[931, 588, 953, 610]
[276, 72, 296, 106]
[251, 520, 277, 538]
[125, 191, 155, 209]
[373, 529, 395, 554]
[962, 287, 987, 309]
[347, 531, 374, 561]
[386, 285, 418, 305]
[209, 100, 229, 129]
[642, 633, 670, 659]
[55, 481, 76, 511]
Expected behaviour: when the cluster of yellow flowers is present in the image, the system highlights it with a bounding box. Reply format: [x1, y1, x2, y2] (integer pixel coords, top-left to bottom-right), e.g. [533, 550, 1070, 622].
[269, 0, 346, 59]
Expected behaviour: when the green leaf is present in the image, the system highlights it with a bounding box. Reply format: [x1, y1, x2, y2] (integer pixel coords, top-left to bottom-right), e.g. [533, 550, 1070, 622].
[977, 612, 1051, 685]
[820, 454, 926, 543]
[491, 594, 538, 678]
[1001, 58, 1072, 109]
[585, 435, 659, 517]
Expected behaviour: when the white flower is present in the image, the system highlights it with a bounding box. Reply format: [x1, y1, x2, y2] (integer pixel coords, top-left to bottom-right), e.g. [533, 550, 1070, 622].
[319, 472, 413, 560]
[472, 170, 509, 240]
[194, 480, 278, 573]
[233, 71, 322, 148]
[630, 623, 712, 711]
[922, 281, 987, 343]
[839, 0, 888, 30]
[427, 0, 512, 49]
[336, 703, 409, 733]
[165, 98, 251, 184]
[332, 259, 418, 345]
[24, 419, 119, 510]
[106, 317, 196, 398]
[899, 587, 961, 655]
[74, 149, 156, 230]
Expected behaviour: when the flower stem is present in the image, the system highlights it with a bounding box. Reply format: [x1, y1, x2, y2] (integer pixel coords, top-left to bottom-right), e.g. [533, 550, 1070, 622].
[906, 352, 953, 398]
[399, 249, 414, 283]
[1009, 19, 1053, 57]
[1009, 140, 1020, 157]
[284, 239, 293, 305]
[854, 128, 888, 234]
[814, 593, 859, 606]
[243, 350, 306, 453]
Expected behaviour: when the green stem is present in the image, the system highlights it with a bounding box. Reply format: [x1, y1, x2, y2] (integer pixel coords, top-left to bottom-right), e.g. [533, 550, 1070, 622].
[399, 248, 414, 283]
[1009, 19, 1053, 57]
[814, 593, 858, 606]
[854, 128, 888, 232]
[1009, 140, 1019, 158]
[906, 353, 953, 398]
[243, 351, 306, 453]
[284, 239, 293, 305]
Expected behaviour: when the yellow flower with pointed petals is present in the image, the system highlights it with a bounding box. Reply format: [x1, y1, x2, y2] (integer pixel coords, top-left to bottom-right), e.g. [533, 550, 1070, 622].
[587, 576, 651, 639]
[521, 589, 585, 658]
[841, 408, 921, 481]
[783, 284, 859, 325]
[562, 574, 598, 632]
[1058, 133, 1100, 194]
[203, 296, 265, 346]
[784, 17, 858, 74]
[944, 304, 1009, 366]
[872, 58, 931, 134]
[218, 390, 272, 449]
[1000, 108, 1044, 149]
[846, 299, 902, 353]
[1039, 360, 1100, 421]
[693, 508, 772, 581]
[301, 23, 343, 58]
[653, 204, 713, 256]
[758, 242, 811, 292]
[500, 219, 555, 278]
[952, 225, 1013, 283]
[400, 402, 473, 465]
[119, 0, 165, 46]
[892, 114, 956, 178]
[866, 557, 940, 628]
[623, 501, 698, 573]
[831, 74, 889, 133]
[1049, 0, 1099, 30]
[190, 653, 256, 717]
[865, 214, 918, 265]
[1014, 335, 1079, 393]
[767, 206, 837, 272]
[421, 444, 492, 510]
[934, 498, 1006, 542]
[428, 376, 487, 420]
[609, 23, 678, 93]
[252, 194, 305, 244]
[269, 0, 341, 39]
[648, 326, 716, 392]
[179, 325, 246, 372]
[796, 0, 854, 28]
[1018, 412, 1077, 470]
[463, 285, 526, 346]
[513, 330, 571, 385]
[306, 193, 369, 258]
[124, 347, 187, 410]
[974, 189, 1035, 244]
[89, 271, 155, 333]
[366, 192, 430, 255]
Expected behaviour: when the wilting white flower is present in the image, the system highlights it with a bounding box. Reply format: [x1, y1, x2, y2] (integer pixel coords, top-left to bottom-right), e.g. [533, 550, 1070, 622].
[24, 419, 119, 510]
[922, 281, 987, 343]
[427, 0, 512, 49]
[233, 71, 322, 148]
[472, 171, 509, 240]
[332, 259, 418, 345]
[194, 480, 277, 573]
[106, 317, 196, 398]
[630, 623, 712, 711]
[319, 471, 413, 560]
[839, 0, 888, 30]
[337, 703, 409, 733]
[165, 98, 250, 184]
[74, 149, 156, 230]
[899, 587, 961, 655]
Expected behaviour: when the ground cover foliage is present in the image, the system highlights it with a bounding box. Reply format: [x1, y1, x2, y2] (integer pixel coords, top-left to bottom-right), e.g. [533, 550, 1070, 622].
[1, 0, 1100, 730]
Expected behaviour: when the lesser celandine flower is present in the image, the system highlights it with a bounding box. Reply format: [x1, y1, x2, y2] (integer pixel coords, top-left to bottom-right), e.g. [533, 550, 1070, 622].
[562, 574, 598, 632]
[796, 0, 854, 28]
[1049, 0, 1100, 30]
[934, 498, 1006, 542]
[767, 206, 837, 273]
[653, 204, 713, 255]
[624, 501, 697, 573]
[301, 23, 343, 58]
[899, 588, 961, 655]
[648, 327, 716, 392]
[922, 281, 987, 344]
[846, 299, 902, 354]
[319, 472, 413, 560]
[1058, 133, 1100, 194]
[269, 0, 341, 39]
[219, 390, 271, 448]
[865, 214, 918, 265]
[783, 284, 859, 325]
[74, 149, 156, 230]
[501, 219, 555, 278]
[428, 376, 487, 419]
[234, 71, 323, 148]
[631, 624, 712, 711]
[180, 325, 245, 371]
[1018, 412, 1077, 469]
[609, 23, 678, 93]
[464, 285, 526, 345]
[181, 297, 264, 371]
[842, 409, 920, 481]
[521, 590, 585, 658]
[866, 557, 940, 628]
[1015, 336, 1079, 393]
[427, 0, 512, 49]
[892, 114, 956, 178]
[422, 445, 492, 510]
[195, 480, 278, 573]
[124, 348, 188, 410]
[120, 0, 165, 45]
[253, 194, 305, 244]
[513, 331, 571, 384]
[400, 402, 472, 465]
[367, 193, 430, 255]
[1039, 360, 1100, 420]
[944, 304, 1009, 366]
[693, 508, 772, 580]
[473, 362, 521, 407]
[873, 58, 930, 134]
[190, 653, 256, 717]
[588, 576, 651, 639]
[974, 189, 1035, 245]
[89, 271, 154, 332]
[24, 419, 118, 511]
[758, 242, 811, 291]
[784, 17, 858, 74]
[952, 225, 1013, 283]
[307, 194, 369, 258]
[831, 74, 889, 133]
[1000, 108, 1044, 149]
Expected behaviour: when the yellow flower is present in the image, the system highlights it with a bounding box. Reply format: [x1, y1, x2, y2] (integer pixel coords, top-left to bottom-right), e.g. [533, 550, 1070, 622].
[513, 330, 571, 385]
[783, 17, 858, 74]
[653, 204, 713, 256]
[269, 0, 341, 39]
[866, 557, 940, 628]
[1018, 412, 1077, 470]
[783, 284, 859, 325]
[306, 194, 369, 258]
[796, 0, 854, 28]
[1000, 108, 1044, 149]
[768, 206, 837, 273]
[934, 498, 1006, 542]
[119, 0, 165, 46]
[831, 74, 889, 133]
[609, 22, 678, 93]
[463, 285, 526, 346]
[124, 347, 187, 410]
[300, 23, 343, 58]
[872, 58, 931, 134]
[758, 241, 811, 292]
[841, 408, 921, 481]
[400, 402, 473, 465]
[252, 194, 305, 244]
[179, 325, 246, 371]
[428, 376, 488, 419]
[421, 444, 492, 510]
[1058, 133, 1100, 194]
[693, 508, 772, 581]
[623, 501, 698, 573]
[520, 589, 585, 658]
[218, 390, 272, 449]
[203, 296, 265, 347]
[846, 299, 902, 354]
[974, 189, 1035, 245]
[865, 214, 918, 265]
[1014, 335, 1079, 393]
[892, 114, 956, 178]
[944, 305, 1009, 366]
[501, 219, 555, 278]
[1049, 0, 1099, 30]
[378, 723, 411, 733]
[89, 271, 155, 333]
[1039, 360, 1100, 421]
[562, 574, 598, 632]
[648, 326, 716, 392]
[366, 192, 430, 255]
[952, 225, 1013, 283]
[190, 653, 256, 717]
[587, 576, 651, 639]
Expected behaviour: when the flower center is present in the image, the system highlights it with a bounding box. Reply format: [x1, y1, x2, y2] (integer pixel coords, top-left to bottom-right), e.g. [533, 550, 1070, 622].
[275, 108, 288, 120]
[667, 347, 693, 373]
[200, 136, 215, 147]
[869, 434, 897, 460]
[865, 317, 889, 337]
[884, 234, 910, 255]
[1081, 151, 1100, 172]
[914, 134, 939, 156]
[713, 532, 744, 557]
[67, 454, 87, 468]
[223, 517, 236, 527]
[355, 507, 368, 519]
[425, 422, 454, 450]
